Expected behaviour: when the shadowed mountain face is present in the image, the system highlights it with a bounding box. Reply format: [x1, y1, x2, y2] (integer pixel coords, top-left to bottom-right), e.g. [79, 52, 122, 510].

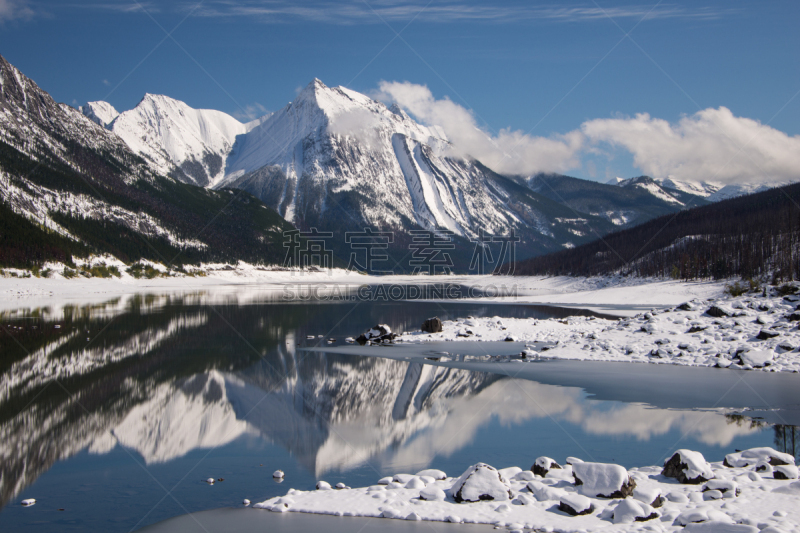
[526, 173, 710, 228]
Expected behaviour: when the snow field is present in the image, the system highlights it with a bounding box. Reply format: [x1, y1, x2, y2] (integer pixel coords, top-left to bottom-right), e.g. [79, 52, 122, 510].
[255, 448, 800, 533]
[399, 290, 800, 373]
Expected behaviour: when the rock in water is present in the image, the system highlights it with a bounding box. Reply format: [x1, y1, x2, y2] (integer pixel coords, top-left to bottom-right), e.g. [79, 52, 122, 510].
[272, 470, 284, 479]
[451, 463, 512, 503]
[572, 462, 636, 498]
[421, 317, 443, 333]
[662, 450, 714, 484]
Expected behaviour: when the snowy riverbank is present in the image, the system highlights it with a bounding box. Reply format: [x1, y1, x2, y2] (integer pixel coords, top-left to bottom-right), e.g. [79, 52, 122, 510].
[254, 448, 800, 533]
[0, 263, 726, 316]
[398, 287, 800, 373]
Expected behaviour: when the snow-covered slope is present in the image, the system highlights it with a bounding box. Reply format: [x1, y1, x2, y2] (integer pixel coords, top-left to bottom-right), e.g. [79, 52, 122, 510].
[219, 79, 610, 248]
[659, 177, 721, 198]
[80, 101, 119, 127]
[707, 182, 782, 202]
[110, 94, 246, 186]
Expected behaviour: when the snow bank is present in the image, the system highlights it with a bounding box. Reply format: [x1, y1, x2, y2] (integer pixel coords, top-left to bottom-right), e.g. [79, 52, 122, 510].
[400, 289, 800, 373]
[255, 447, 800, 532]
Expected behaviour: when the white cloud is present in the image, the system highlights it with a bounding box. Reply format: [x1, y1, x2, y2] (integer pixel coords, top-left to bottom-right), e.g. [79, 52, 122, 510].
[232, 102, 269, 122]
[376, 81, 583, 176]
[0, 0, 34, 22]
[188, 1, 730, 25]
[328, 107, 383, 150]
[582, 108, 800, 184]
[377, 81, 800, 185]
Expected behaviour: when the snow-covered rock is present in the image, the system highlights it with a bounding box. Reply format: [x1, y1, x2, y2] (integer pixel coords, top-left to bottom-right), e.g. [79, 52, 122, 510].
[662, 450, 715, 484]
[558, 493, 593, 516]
[724, 447, 794, 468]
[532, 456, 562, 477]
[572, 462, 635, 498]
[612, 498, 658, 523]
[773, 465, 799, 480]
[451, 463, 512, 503]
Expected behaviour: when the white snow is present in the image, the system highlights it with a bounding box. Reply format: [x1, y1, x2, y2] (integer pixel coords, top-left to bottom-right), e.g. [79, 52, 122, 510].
[571, 462, 631, 498]
[110, 94, 246, 185]
[255, 450, 800, 532]
[398, 282, 800, 373]
[725, 448, 795, 468]
[80, 101, 119, 127]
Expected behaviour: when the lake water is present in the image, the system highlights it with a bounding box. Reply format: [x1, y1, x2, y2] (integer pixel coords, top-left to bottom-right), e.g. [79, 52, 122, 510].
[1, 285, 798, 532]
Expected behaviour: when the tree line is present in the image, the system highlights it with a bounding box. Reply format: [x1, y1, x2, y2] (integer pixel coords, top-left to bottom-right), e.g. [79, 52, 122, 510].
[512, 182, 800, 282]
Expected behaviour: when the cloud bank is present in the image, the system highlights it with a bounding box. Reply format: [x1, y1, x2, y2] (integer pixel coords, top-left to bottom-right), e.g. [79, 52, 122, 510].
[188, 1, 729, 25]
[376, 81, 584, 175]
[377, 81, 800, 184]
[0, 0, 33, 22]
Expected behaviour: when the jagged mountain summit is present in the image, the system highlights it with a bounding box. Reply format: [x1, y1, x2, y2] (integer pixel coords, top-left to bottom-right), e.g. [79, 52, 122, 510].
[217, 79, 616, 256]
[0, 53, 293, 268]
[79, 101, 119, 127]
[105, 94, 248, 187]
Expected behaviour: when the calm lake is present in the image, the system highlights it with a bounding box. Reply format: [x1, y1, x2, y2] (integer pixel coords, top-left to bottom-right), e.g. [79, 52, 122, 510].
[1, 285, 798, 532]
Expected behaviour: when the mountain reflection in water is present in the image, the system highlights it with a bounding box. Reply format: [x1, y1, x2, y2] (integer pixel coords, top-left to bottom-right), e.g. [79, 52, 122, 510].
[0, 291, 794, 518]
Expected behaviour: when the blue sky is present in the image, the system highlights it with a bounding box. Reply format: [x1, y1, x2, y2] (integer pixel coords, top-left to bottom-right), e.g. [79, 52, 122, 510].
[1, 1, 798, 183]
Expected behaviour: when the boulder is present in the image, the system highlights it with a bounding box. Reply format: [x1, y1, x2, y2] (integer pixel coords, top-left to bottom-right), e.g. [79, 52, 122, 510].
[572, 462, 636, 498]
[707, 306, 733, 317]
[558, 493, 593, 516]
[421, 317, 443, 333]
[356, 324, 397, 345]
[723, 447, 795, 468]
[756, 329, 780, 340]
[735, 349, 774, 368]
[451, 463, 512, 503]
[774, 465, 799, 480]
[703, 479, 740, 497]
[662, 450, 714, 484]
[612, 499, 659, 524]
[531, 456, 562, 477]
[633, 486, 664, 508]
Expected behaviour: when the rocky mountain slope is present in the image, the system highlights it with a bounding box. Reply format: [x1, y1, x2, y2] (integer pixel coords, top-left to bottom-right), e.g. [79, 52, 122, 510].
[528, 173, 710, 228]
[0, 53, 293, 268]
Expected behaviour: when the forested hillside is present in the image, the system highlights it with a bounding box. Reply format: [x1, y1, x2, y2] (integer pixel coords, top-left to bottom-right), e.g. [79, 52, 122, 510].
[513, 182, 800, 281]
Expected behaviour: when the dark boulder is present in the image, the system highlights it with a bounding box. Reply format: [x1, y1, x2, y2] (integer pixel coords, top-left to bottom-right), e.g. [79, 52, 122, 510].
[421, 317, 443, 333]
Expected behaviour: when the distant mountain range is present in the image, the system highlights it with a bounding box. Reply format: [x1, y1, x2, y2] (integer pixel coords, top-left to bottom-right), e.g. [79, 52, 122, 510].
[0, 54, 293, 268]
[0, 52, 787, 270]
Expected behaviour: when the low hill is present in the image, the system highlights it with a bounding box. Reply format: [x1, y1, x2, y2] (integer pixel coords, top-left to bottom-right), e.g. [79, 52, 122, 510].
[512, 182, 800, 281]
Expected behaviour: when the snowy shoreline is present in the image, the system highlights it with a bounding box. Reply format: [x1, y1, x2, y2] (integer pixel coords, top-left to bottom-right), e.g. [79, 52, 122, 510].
[0, 264, 726, 315]
[254, 448, 800, 533]
[396, 288, 800, 374]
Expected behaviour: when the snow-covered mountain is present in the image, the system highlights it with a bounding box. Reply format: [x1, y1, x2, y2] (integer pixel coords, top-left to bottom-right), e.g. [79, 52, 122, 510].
[706, 182, 781, 202]
[105, 94, 247, 187]
[0, 53, 293, 268]
[215, 79, 615, 253]
[659, 177, 722, 198]
[79, 101, 119, 127]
